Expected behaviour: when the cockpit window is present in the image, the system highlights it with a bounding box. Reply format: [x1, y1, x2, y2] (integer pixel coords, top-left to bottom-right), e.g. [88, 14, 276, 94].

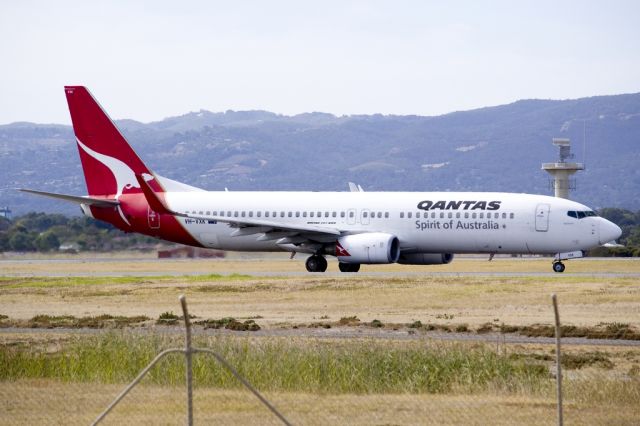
[567, 210, 597, 219]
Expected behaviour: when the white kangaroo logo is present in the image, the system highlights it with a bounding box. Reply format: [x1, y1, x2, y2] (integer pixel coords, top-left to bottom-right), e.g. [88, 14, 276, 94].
[76, 137, 153, 226]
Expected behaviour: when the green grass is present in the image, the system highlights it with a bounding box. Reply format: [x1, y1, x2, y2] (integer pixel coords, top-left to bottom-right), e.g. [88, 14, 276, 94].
[0, 333, 549, 395]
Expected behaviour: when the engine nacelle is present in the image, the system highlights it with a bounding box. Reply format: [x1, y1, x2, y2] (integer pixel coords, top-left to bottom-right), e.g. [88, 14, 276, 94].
[333, 233, 400, 264]
[398, 253, 454, 265]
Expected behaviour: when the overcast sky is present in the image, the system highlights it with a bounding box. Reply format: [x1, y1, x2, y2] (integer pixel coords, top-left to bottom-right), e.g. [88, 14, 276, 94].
[1, 1, 639, 124]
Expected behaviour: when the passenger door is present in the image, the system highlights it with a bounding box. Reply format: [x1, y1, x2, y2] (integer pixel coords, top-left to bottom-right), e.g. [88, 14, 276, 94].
[535, 204, 550, 232]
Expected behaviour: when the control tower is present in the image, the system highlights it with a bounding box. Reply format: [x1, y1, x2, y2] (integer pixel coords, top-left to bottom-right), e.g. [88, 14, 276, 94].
[541, 138, 584, 199]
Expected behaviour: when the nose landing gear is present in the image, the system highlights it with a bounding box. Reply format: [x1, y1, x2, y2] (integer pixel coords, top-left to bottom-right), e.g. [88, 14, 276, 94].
[552, 261, 565, 273]
[552, 250, 584, 273]
[305, 255, 328, 272]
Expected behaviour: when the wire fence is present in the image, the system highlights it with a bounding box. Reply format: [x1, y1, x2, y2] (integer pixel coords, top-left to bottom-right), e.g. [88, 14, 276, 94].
[1, 295, 639, 425]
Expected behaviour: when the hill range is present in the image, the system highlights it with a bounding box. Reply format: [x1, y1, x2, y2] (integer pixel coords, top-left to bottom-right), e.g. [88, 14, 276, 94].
[1, 93, 639, 216]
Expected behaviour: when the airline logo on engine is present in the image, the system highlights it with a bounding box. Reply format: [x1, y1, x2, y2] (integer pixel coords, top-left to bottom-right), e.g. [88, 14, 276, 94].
[417, 200, 501, 211]
[335, 241, 350, 257]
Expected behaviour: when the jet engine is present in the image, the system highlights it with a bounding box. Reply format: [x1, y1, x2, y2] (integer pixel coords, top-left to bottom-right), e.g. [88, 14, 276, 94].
[332, 233, 400, 264]
[398, 253, 454, 265]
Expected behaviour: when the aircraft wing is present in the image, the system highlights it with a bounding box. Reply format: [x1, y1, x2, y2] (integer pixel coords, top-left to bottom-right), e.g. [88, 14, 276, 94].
[135, 175, 342, 245]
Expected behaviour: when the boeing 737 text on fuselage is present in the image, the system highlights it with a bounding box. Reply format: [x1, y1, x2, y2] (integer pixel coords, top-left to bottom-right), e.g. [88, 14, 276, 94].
[21, 87, 622, 273]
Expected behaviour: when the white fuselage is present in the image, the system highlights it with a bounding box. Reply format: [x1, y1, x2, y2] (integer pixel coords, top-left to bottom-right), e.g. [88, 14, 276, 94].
[164, 191, 616, 255]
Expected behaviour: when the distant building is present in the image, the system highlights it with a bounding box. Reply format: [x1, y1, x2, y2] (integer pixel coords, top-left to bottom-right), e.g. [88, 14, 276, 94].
[0, 207, 11, 220]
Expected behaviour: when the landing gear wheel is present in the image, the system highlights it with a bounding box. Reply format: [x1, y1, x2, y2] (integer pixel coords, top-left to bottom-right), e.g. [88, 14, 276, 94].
[552, 261, 565, 273]
[306, 255, 327, 273]
[339, 262, 361, 273]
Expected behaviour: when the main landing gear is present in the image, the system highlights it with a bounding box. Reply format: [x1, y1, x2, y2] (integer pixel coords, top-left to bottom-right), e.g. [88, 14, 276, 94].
[338, 262, 360, 273]
[305, 255, 327, 272]
[304, 255, 361, 273]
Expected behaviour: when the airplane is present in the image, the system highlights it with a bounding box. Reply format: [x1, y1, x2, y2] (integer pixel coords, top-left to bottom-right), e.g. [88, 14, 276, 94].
[21, 86, 622, 273]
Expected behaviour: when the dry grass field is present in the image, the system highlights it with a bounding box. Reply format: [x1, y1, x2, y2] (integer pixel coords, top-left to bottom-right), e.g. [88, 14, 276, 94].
[3, 379, 638, 425]
[1, 257, 639, 328]
[1, 254, 639, 425]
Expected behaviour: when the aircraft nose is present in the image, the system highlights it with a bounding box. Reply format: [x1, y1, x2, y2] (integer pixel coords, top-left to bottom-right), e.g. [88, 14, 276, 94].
[599, 219, 622, 244]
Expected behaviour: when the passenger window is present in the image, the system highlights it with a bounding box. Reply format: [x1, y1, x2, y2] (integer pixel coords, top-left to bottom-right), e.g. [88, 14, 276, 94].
[241, 212, 246, 217]
[456, 212, 461, 219]
[265, 212, 269, 218]
[510, 213, 514, 219]
[317, 211, 322, 217]
[257, 212, 261, 217]
[479, 212, 484, 219]
[303, 212, 307, 217]
[385, 212, 389, 218]
[227, 211, 232, 217]
[464, 212, 469, 219]
[333, 212, 337, 218]
[400, 212, 404, 218]
[502, 213, 507, 219]
[288, 212, 293, 217]
[408, 212, 412, 219]
[472, 213, 477, 219]
[325, 212, 329, 217]
[234, 211, 238, 217]
[349, 211, 354, 218]
[440, 212, 444, 219]
[199, 211, 204, 215]
[448, 212, 453, 219]
[378, 212, 382, 218]
[363, 212, 368, 218]
[212, 211, 217, 216]
[206, 211, 211, 215]
[280, 212, 285, 217]
[341, 212, 346, 218]
[249, 212, 253, 217]
[295, 212, 300, 217]
[431, 212, 436, 219]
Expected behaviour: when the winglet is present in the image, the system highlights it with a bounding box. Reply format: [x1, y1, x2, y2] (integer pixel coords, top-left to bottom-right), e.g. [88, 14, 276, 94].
[135, 174, 180, 216]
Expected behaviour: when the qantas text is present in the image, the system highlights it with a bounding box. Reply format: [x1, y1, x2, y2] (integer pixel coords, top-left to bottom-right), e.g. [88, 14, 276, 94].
[417, 200, 501, 211]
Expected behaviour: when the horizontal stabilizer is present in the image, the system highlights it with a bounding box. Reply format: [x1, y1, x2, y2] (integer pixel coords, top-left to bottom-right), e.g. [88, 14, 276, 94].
[19, 189, 119, 207]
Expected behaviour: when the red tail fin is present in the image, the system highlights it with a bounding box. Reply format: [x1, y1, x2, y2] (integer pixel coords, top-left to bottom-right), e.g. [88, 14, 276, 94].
[65, 86, 155, 197]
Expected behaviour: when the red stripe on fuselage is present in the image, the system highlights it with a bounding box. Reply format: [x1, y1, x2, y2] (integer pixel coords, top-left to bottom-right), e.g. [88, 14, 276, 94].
[89, 193, 203, 247]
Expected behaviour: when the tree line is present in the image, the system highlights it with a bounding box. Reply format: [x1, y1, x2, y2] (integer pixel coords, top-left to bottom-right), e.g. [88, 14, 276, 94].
[0, 212, 162, 252]
[0, 209, 638, 255]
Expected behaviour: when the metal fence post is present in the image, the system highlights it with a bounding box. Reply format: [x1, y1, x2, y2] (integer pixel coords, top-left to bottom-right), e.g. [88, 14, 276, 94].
[552, 294, 563, 426]
[180, 295, 194, 426]
[92, 295, 290, 425]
